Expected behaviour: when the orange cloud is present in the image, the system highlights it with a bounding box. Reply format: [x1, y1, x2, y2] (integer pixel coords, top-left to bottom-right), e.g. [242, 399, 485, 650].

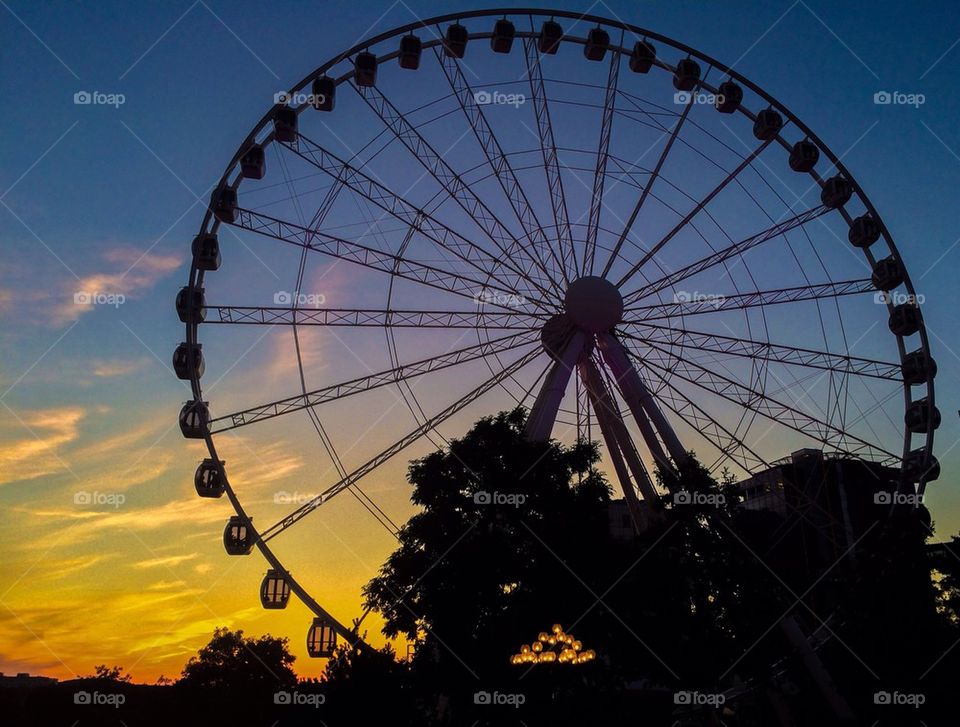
[0, 406, 85, 485]
[91, 358, 148, 378]
[53, 247, 182, 326]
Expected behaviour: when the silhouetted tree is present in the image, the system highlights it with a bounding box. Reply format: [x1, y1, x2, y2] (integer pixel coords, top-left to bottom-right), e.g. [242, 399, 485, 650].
[179, 627, 297, 692]
[363, 409, 618, 721]
[87, 664, 133, 682]
[321, 638, 416, 723]
[359, 410, 956, 724]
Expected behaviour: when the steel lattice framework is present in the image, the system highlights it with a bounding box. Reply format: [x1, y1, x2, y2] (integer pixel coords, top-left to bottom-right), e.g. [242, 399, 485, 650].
[177, 8, 938, 665]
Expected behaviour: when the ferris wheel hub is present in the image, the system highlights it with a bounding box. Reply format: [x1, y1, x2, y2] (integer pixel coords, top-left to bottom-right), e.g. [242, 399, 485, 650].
[563, 276, 624, 333]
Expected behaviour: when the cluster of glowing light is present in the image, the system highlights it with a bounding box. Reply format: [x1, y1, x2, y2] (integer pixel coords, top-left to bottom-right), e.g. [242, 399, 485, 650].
[509, 624, 597, 665]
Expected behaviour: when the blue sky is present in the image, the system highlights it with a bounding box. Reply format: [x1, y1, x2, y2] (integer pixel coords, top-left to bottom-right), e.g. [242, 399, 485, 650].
[1, 0, 958, 681]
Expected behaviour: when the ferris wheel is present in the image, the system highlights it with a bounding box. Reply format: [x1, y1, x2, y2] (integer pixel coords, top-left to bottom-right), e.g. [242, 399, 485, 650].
[175, 9, 940, 655]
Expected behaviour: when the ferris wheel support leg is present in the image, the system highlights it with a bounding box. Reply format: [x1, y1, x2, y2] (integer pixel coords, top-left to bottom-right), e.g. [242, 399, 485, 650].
[524, 331, 587, 442]
[581, 382, 640, 525]
[579, 357, 662, 514]
[597, 332, 688, 474]
[779, 615, 855, 721]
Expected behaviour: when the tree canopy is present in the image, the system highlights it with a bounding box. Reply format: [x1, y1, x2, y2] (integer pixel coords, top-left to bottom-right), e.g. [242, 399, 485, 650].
[357, 409, 956, 725]
[179, 627, 297, 692]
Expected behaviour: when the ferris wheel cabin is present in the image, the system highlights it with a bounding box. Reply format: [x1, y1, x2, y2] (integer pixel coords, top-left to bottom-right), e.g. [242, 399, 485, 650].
[672, 58, 700, 91]
[260, 569, 291, 609]
[191, 233, 220, 271]
[629, 40, 655, 73]
[194, 459, 225, 498]
[584, 27, 610, 61]
[223, 516, 254, 555]
[399, 34, 422, 70]
[491, 18, 515, 53]
[172, 342, 204, 380]
[306, 618, 337, 658]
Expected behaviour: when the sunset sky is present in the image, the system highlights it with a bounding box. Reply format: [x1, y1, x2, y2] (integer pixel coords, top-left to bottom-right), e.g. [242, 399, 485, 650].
[1, 0, 959, 683]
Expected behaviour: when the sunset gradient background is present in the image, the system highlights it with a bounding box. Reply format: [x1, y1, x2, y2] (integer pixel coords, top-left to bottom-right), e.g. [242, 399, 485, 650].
[1, 0, 959, 683]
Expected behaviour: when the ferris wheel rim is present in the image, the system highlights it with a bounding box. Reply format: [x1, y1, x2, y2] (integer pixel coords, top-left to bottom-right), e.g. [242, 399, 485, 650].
[180, 6, 937, 654]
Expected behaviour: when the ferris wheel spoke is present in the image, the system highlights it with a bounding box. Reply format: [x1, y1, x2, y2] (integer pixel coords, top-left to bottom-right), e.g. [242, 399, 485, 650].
[636, 347, 854, 537]
[280, 132, 554, 306]
[351, 82, 563, 301]
[622, 324, 898, 382]
[227, 207, 536, 310]
[627, 278, 874, 319]
[624, 347, 769, 473]
[621, 322, 901, 380]
[640, 339, 899, 462]
[600, 93, 694, 280]
[209, 330, 539, 433]
[432, 46, 566, 289]
[615, 137, 777, 290]
[574, 373, 593, 446]
[522, 35, 577, 280]
[620, 205, 832, 306]
[259, 346, 543, 542]
[584, 36, 622, 276]
[205, 305, 543, 329]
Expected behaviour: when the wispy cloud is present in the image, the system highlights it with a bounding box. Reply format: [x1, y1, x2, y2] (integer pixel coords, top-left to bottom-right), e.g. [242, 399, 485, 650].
[133, 553, 199, 570]
[0, 406, 85, 485]
[91, 358, 149, 378]
[51, 246, 182, 326]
